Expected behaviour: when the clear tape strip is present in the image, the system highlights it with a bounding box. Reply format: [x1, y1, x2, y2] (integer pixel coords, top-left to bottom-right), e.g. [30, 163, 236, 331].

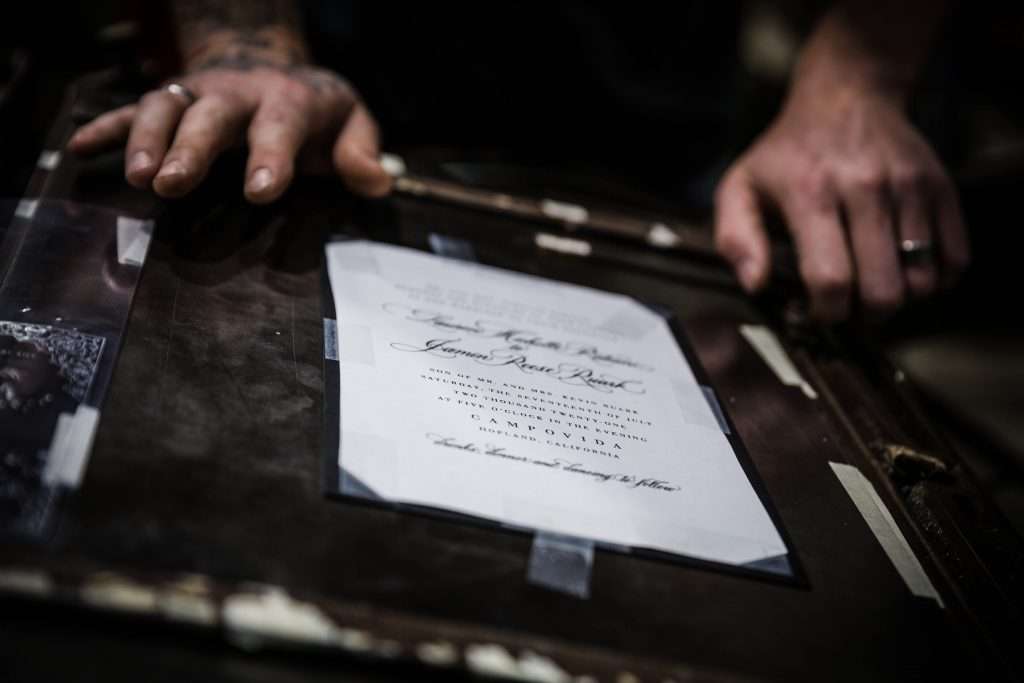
[526, 532, 595, 599]
[427, 233, 477, 262]
[323, 318, 338, 361]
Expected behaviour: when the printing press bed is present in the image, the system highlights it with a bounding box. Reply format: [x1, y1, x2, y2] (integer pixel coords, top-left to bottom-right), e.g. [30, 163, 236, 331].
[1, 72, 1022, 683]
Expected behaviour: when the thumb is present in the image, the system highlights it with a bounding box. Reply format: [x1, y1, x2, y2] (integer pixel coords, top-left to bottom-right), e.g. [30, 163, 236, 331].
[332, 103, 392, 198]
[713, 168, 772, 292]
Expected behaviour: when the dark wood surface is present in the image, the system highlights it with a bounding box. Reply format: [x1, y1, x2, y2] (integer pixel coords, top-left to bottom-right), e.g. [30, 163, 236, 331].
[2, 76, 1023, 683]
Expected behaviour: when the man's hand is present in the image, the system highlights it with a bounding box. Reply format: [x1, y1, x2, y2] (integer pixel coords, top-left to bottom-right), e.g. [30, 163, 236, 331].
[714, 2, 969, 321]
[66, 2, 390, 203]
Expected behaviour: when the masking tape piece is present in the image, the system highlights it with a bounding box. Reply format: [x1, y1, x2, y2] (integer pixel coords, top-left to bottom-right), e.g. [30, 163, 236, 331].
[646, 222, 681, 248]
[116, 216, 154, 267]
[42, 406, 100, 489]
[526, 532, 595, 599]
[427, 233, 477, 262]
[15, 199, 38, 220]
[42, 412, 76, 485]
[739, 324, 817, 399]
[540, 199, 589, 225]
[830, 462, 943, 606]
[37, 150, 61, 171]
[534, 233, 592, 257]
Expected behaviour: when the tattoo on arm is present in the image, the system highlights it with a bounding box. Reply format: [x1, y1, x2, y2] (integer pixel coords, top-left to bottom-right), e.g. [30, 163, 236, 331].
[171, 0, 303, 34]
[171, 0, 310, 70]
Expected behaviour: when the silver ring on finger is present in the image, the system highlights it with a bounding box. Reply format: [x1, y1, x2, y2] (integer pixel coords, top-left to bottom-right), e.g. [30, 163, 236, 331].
[898, 239, 935, 267]
[163, 82, 198, 107]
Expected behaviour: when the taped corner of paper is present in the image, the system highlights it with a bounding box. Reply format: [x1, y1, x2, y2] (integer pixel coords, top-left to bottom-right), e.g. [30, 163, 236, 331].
[526, 532, 595, 599]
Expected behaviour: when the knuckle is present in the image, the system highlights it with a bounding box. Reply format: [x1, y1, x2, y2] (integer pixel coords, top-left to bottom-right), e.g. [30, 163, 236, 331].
[890, 166, 929, 195]
[198, 91, 238, 114]
[794, 166, 834, 208]
[140, 90, 172, 108]
[843, 164, 886, 195]
[280, 80, 314, 108]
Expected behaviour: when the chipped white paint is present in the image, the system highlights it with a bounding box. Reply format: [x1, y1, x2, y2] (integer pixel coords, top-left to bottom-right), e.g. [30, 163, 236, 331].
[223, 587, 340, 646]
[222, 585, 381, 656]
[75, 572, 217, 625]
[157, 591, 217, 625]
[416, 640, 459, 667]
[540, 199, 588, 225]
[466, 644, 521, 679]
[535, 233, 592, 257]
[518, 650, 571, 683]
[336, 627, 374, 652]
[466, 644, 572, 683]
[739, 324, 818, 399]
[155, 577, 217, 626]
[646, 223, 680, 248]
[380, 153, 407, 177]
[81, 573, 158, 613]
[374, 639, 403, 659]
[0, 568, 53, 596]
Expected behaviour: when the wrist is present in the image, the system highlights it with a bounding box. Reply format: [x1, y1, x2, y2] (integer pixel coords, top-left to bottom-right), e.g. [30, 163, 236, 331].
[182, 27, 310, 72]
[787, 50, 911, 115]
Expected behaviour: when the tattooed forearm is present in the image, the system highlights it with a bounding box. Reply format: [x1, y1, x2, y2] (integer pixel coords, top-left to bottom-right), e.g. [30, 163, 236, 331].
[171, 0, 302, 30]
[171, 0, 310, 70]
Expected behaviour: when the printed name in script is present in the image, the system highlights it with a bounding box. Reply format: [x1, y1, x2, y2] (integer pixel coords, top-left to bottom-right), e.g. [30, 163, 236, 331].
[382, 303, 651, 370]
[391, 337, 645, 395]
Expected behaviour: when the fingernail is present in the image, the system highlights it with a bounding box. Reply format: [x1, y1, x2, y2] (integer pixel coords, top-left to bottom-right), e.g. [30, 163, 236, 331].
[128, 151, 153, 174]
[156, 160, 186, 179]
[247, 167, 273, 194]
